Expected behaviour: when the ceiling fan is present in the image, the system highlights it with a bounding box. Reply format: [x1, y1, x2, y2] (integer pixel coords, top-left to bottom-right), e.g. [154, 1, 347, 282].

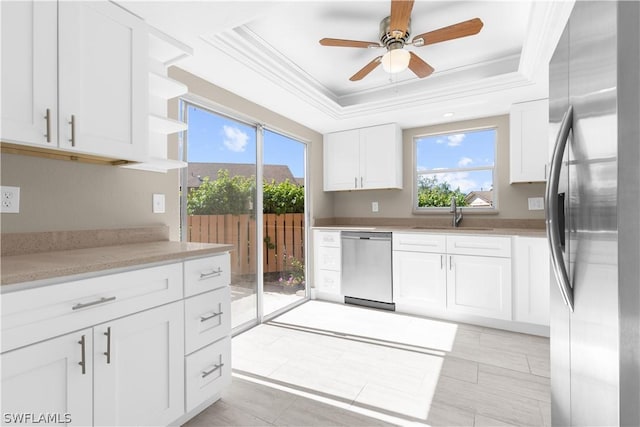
[319, 0, 483, 81]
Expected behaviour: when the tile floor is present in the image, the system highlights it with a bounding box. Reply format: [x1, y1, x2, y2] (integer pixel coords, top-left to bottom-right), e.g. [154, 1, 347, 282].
[184, 301, 550, 427]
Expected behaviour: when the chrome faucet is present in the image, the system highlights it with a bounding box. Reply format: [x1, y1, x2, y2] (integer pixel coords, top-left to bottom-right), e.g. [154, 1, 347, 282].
[450, 196, 463, 227]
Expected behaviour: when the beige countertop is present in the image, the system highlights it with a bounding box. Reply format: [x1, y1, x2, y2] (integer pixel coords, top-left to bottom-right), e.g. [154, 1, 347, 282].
[1, 240, 234, 288]
[312, 225, 547, 237]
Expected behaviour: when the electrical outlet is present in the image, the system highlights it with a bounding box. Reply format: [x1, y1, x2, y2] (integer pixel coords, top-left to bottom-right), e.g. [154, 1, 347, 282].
[1, 186, 20, 213]
[152, 193, 165, 214]
[528, 197, 544, 210]
[371, 201, 379, 213]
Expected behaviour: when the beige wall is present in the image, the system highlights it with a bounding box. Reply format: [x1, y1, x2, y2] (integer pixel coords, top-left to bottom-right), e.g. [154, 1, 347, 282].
[0, 154, 179, 236]
[331, 115, 546, 220]
[168, 67, 331, 222]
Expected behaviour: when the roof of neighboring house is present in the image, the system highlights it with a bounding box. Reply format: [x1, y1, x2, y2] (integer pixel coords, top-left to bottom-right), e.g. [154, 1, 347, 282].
[465, 190, 493, 206]
[187, 162, 298, 188]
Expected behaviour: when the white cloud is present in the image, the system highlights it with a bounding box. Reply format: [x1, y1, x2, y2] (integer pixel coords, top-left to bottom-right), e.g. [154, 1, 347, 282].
[458, 157, 473, 167]
[447, 134, 466, 147]
[435, 172, 477, 193]
[222, 125, 249, 152]
[435, 138, 445, 144]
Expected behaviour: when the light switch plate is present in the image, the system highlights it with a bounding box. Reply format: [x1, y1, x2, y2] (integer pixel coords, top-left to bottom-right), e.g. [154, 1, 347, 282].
[152, 193, 165, 213]
[528, 197, 544, 210]
[372, 201, 379, 213]
[1, 186, 20, 213]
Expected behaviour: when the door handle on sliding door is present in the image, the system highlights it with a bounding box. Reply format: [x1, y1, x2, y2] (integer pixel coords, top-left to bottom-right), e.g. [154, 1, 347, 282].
[545, 105, 574, 312]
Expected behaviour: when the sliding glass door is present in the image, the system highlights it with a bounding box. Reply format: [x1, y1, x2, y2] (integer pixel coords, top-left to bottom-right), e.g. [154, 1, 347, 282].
[181, 101, 308, 331]
[262, 129, 307, 318]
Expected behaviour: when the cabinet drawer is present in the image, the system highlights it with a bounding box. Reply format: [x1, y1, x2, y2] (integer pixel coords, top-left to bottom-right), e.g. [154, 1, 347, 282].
[316, 231, 341, 247]
[1, 263, 183, 353]
[316, 270, 341, 294]
[184, 253, 231, 297]
[184, 287, 231, 355]
[316, 246, 341, 271]
[446, 235, 511, 257]
[393, 233, 446, 253]
[185, 336, 231, 413]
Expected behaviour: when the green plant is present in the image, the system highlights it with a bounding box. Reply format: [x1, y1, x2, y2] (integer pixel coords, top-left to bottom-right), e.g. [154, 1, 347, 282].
[277, 247, 305, 287]
[187, 169, 254, 215]
[263, 179, 304, 214]
[417, 175, 467, 208]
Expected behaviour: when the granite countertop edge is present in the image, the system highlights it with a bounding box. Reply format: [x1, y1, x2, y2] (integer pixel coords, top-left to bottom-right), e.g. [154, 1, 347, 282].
[1, 241, 234, 288]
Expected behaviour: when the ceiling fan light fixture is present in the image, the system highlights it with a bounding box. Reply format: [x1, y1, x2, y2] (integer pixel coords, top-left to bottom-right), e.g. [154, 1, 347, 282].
[381, 48, 410, 73]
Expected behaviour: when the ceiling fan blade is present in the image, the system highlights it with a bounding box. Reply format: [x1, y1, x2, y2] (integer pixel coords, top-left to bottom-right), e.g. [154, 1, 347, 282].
[320, 38, 381, 48]
[390, 0, 414, 38]
[412, 17, 484, 46]
[350, 56, 383, 81]
[408, 52, 434, 78]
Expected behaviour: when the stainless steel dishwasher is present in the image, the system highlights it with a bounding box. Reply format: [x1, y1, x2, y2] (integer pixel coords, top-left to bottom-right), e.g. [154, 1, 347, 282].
[341, 231, 394, 311]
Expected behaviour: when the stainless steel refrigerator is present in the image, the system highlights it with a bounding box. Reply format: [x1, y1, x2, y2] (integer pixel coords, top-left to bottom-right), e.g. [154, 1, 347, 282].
[546, 1, 640, 425]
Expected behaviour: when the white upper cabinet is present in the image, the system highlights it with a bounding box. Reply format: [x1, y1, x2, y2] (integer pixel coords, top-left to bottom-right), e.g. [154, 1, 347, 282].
[58, 1, 148, 160]
[1, 1, 148, 162]
[324, 123, 402, 191]
[509, 98, 549, 183]
[1, 1, 57, 146]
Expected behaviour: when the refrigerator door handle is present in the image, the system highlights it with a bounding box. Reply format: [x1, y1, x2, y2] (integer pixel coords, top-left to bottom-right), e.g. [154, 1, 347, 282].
[545, 105, 574, 311]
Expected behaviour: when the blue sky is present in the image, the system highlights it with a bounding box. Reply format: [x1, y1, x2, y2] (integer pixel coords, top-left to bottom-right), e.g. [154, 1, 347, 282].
[186, 105, 305, 177]
[415, 128, 495, 193]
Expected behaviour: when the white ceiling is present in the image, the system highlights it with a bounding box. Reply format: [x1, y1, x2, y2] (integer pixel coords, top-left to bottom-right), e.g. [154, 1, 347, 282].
[119, 1, 574, 134]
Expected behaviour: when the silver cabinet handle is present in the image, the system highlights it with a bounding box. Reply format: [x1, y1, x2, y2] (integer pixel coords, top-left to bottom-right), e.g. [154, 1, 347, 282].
[360, 177, 363, 188]
[201, 363, 224, 378]
[200, 311, 223, 322]
[449, 255, 453, 270]
[200, 268, 222, 279]
[78, 335, 86, 375]
[44, 108, 51, 142]
[104, 327, 111, 364]
[440, 254, 444, 270]
[69, 114, 76, 147]
[354, 177, 358, 188]
[545, 105, 574, 311]
[72, 296, 116, 311]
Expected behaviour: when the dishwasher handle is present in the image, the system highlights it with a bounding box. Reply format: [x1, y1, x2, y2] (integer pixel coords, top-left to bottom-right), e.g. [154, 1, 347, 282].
[341, 231, 392, 241]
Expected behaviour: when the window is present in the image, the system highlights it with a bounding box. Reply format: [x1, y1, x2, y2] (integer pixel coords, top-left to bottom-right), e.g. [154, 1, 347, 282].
[414, 128, 496, 211]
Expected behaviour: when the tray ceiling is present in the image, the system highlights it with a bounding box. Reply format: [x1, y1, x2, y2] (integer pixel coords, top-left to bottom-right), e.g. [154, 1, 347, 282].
[119, 1, 574, 133]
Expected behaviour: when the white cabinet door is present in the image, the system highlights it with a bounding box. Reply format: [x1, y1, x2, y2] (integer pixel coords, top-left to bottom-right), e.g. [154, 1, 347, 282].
[360, 124, 402, 189]
[323, 129, 360, 191]
[393, 251, 446, 308]
[0, 0, 57, 146]
[1, 329, 93, 427]
[323, 124, 402, 191]
[94, 302, 184, 426]
[447, 254, 512, 320]
[513, 237, 550, 325]
[510, 98, 549, 183]
[58, 1, 148, 161]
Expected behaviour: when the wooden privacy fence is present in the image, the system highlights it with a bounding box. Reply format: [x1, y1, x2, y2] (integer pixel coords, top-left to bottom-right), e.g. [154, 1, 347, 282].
[187, 213, 305, 276]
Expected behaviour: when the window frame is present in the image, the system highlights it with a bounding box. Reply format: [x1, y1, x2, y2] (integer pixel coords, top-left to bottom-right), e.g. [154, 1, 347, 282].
[412, 125, 499, 214]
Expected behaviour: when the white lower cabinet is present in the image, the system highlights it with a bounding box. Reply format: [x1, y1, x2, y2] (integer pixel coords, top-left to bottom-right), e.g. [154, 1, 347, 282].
[513, 236, 550, 325]
[393, 251, 446, 308]
[94, 302, 185, 427]
[185, 337, 231, 413]
[313, 230, 342, 301]
[447, 254, 512, 320]
[0, 252, 232, 426]
[391, 232, 519, 324]
[1, 329, 93, 426]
